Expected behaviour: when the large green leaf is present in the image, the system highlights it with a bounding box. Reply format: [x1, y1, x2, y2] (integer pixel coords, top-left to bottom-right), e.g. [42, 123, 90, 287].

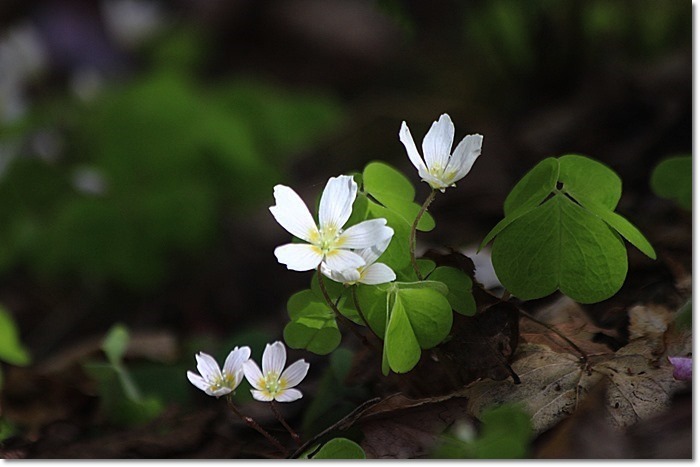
[503, 157, 559, 215]
[0, 306, 30, 366]
[558, 154, 621, 209]
[650, 155, 692, 210]
[492, 194, 628, 303]
[284, 290, 341, 355]
[363, 162, 435, 231]
[365, 198, 412, 271]
[385, 296, 422, 373]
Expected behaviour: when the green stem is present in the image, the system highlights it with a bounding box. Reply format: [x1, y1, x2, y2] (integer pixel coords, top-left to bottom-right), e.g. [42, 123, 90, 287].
[316, 267, 375, 350]
[270, 401, 302, 447]
[410, 189, 438, 280]
[226, 396, 287, 455]
[351, 286, 382, 341]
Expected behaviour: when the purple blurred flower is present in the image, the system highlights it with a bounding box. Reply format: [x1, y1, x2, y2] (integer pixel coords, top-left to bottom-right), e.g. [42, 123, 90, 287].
[668, 356, 692, 381]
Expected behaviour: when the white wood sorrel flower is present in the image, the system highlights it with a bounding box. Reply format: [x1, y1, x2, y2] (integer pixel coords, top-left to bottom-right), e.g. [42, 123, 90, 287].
[270, 174, 394, 272]
[243, 341, 309, 402]
[187, 346, 251, 397]
[399, 113, 483, 192]
[320, 236, 396, 285]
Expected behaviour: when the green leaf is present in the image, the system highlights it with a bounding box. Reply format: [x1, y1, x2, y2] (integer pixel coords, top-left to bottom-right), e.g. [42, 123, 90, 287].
[0, 306, 30, 366]
[311, 437, 366, 459]
[384, 288, 453, 373]
[428, 266, 476, 316]
[284, 290, 341, 355]
[363, 162, 435, 231]
[578, 197, 656, 259]
[355, 284, 390, 336]
[385, 296, 422, 373]
[503, 157, 559, 215]
[366, 199, 412, 271]
[102, 323, 130, 366]
[492, 194, 628, 303]
[473, 404, 532, 459]
[650, 155, 692, 210]
[558, 154, 621, 209]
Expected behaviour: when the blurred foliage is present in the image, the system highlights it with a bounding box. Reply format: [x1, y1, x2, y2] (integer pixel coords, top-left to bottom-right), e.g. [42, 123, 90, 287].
[0, 304, 30, 368]
[650, 155, 692, 210]
[83, 323, 163, 426]
[433, 404, 532, 459]
[461, 0, 689, 107]
[0, 30, 343, 290]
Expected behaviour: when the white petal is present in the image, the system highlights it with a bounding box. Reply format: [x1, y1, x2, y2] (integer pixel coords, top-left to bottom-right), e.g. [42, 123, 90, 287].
[359, 263, 396, 285]
[280, 359, 310, 388]
[320, 263, 359, 284]
[209, 387, 232, 398]
[356, 235, 392, 266]
[445, 133, 483, 184]
[422, 114, 454, 172]
[223, 346, 251, 381]
[274, 243, 324, 271]
[399, 121, 429, 179]
[242, 359, 265, 390]
[195, 352, 221, 381]
[186, 371, 210, 393]
[251, 389, 274, 402]
[262, 341, 287, 376]
[275, 388, 303, 402]
[323, 249, 366, 273]
[318, 175, 357, 232]
[339, 219, 392, 249]
[269, 185, 319, 242]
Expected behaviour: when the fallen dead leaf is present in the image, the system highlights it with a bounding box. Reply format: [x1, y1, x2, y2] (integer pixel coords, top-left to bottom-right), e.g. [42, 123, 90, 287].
[461, 335, 686, 435]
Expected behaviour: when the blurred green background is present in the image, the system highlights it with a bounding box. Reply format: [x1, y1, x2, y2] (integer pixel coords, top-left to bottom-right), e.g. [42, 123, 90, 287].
[0, 0, 691, 449]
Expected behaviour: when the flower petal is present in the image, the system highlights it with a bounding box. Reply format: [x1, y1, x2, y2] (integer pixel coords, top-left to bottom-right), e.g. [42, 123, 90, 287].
[262, 341, 287, 376]
[422, 114, 454, 173]
[275, 388, 303, 402]
[399, 121, 430, 179]
[242, 359, 265, 390]
[445, 133, 483, 184]
[269, 184, 319, 242]
[319, 175, 357, 232]
[209, 387, 233, 398]
[357, 236, 392, 266]
[195, 352, 221, 381]
[274, 243, 324, 271]
[359, 262, 396, 285]
[323, 249, 366, 273]
[223, 346, 251, 383]
[320, 263, 359, 284]
[186, 371, 210, 393]
[251, 389, 274, 402]
[339, 219, 393, 249]
[280, 359, 310, 388]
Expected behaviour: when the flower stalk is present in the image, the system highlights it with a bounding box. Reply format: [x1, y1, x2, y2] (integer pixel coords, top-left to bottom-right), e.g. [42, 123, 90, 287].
[410, 189, 437, 280]
[226, 395, 287, 454]
[270, 401, 302, 446]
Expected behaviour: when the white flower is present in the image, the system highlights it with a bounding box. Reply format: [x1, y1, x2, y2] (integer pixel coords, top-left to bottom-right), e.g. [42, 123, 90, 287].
[186, 347, 251, 397]
[320, 236, 396, 285]
[243, 341, 309, 403]
[270, 175, 394, 272]
[399, 113, 483, 192]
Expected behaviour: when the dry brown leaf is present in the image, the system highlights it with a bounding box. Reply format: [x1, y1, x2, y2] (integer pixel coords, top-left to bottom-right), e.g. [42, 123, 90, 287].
[461, 336, 686, 435]
[520, 296, 615, 355]
[353, 394, 470, 459]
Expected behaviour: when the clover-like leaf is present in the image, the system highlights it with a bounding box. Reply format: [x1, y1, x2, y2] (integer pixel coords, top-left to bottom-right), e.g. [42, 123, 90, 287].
[428, 266, 476, 316]
[483, 155, 655, 303]
[384, 287, 453, 373]
[284, 290, 341, 355]
[363, 161, 435, 231]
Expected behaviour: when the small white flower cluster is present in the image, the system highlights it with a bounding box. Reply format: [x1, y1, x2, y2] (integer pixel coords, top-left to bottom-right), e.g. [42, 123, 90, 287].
[187, 341, 309, 403]
[269, 113, 482, 284]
